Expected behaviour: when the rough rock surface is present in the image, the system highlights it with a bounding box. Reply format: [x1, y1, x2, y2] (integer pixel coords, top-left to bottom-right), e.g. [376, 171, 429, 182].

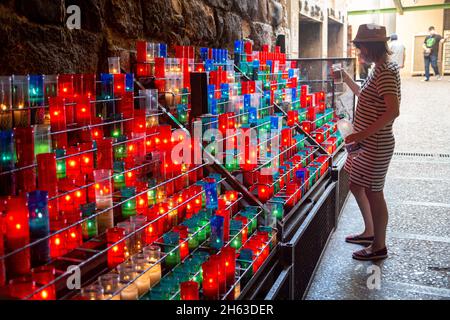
[0, 0, 287, 74]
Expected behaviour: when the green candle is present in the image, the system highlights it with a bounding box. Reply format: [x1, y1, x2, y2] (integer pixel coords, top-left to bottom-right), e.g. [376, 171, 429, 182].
[113, 161, 126, 190]
[81, 203, 98, 240]
[230, 220, 243, 249]
[121, 187, 137, 218]
[55, 149, 66, 179]
[164, 232, 181, 267]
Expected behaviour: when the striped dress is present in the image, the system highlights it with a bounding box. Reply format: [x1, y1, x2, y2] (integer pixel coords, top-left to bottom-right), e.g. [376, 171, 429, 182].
[344, 61, 401, 192]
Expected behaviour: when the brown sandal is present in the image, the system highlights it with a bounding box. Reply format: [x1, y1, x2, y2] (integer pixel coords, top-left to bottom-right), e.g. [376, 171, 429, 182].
[352, 247, 388, 261]
[345, 234, 374, 245]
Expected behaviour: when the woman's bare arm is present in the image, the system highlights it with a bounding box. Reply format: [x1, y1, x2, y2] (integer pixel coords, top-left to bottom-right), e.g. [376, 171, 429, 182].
[342, 70, 361, 97]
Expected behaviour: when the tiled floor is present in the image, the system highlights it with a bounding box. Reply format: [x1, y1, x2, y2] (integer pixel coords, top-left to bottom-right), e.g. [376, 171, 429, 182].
[305, 77, 450, 300]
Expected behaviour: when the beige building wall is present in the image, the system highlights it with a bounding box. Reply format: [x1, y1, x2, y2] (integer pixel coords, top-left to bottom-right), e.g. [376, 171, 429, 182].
[287, 0, 349, 58]
[348, 0, 445, 76]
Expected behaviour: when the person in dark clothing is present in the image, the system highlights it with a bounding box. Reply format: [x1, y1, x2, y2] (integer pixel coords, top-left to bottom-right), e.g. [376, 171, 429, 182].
[422, 26, 445, 81]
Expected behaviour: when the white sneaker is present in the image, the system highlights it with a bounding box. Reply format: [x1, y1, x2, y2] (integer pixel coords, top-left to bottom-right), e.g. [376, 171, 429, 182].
[421, 78, 429, 82]
[437, 75, 442, 80]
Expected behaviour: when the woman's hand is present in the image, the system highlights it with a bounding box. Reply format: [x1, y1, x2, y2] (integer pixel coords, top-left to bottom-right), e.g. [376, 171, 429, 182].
[345, 131, 368, 144]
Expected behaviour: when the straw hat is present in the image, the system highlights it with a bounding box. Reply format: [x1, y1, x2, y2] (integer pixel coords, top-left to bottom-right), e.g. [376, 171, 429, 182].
[352, 24, 390, 43]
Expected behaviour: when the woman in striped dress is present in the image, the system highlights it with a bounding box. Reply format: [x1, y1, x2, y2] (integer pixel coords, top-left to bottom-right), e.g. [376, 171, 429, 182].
[339, 24, 401, 261]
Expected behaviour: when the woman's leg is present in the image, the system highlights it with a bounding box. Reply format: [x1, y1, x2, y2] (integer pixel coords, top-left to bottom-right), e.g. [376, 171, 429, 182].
[349, 182, 374, 236]
[365, 189, 389, 251]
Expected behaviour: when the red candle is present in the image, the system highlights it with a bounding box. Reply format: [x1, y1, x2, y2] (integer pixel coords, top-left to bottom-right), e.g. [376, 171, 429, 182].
[224, 191, 239, 214]
[154, 57, 166, 92]
[75, 96, 92, 127]
[91, 117, 104, 142]
[66, 217, 83, 251]
[31, 265, 56, 300]
[257, 184, 272, 203]
[49, 97, 68, 149]
[286, 182, 300, 208]
[119, 92, 135, 135]
[302, 121, 312, 134]
[172, 225, 188, 259]
[50, 218, 67, 259]
[181, 281, 199, 300]
[281, 128, 292, 147]
[14, 127, 36, 194]
[136, 40, 147, 63]
[113, 73, 126, 96]
[0, 216, 5, 287]
[96, 138, 113, 170]
[144, 213, 159, 245]
[83, 74, 96, 99]
[58, 74, 75, 124]
[66, 146, 81, 179]
[287, 110, 299, 127]
[8, 277, 38, 300]
[221, 247, 236, 287]
[202, 260, 219, 300]
[4, 196, 31, 277]
[79, 142, 94, 175]
[107, 227, 126, 269]
[156, 125, 173, 151]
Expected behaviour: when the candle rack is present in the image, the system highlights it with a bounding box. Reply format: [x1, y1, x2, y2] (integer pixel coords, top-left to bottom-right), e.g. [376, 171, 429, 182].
[0, 40, 352, 300]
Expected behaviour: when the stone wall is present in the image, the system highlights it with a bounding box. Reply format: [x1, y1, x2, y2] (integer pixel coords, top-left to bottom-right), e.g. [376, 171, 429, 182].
[0, 0, 288, 75]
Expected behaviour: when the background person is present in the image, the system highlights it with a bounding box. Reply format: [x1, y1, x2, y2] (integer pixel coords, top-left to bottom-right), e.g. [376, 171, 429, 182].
[422, 26, 444, 81]
[389, 33, 405, 69]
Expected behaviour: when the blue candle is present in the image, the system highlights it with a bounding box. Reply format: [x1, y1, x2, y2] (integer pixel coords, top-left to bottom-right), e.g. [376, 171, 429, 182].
[27, 190, 50, 266]
[204, 181, 218, 210]
[29, 75, 44, 107]
[159, 43, 167, 58]
[200, 48, 209, 61]
[99, 74, 114, 100]
[210, 215, 224, 250]
[125, 73, 134, 92]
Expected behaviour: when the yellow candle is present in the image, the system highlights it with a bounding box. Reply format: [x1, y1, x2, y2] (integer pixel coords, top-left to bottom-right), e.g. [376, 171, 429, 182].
[149, 263, 162, 287]
[120, 284, 139, 300]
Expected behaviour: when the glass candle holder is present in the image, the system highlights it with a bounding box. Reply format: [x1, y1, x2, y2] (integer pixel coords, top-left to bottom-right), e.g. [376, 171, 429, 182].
[80, 203, 98, 240]
[210, 215, 224, 250]
[93, 169, 114, 232]
[8, 277, 37, 300]
[116, 221, 135, 258]
[27, 190, 51, 266]
[163, 232, 181, 267]
[181, 281, 199, 300]
[143, 245, 162, 287]
[98, 273, 121, 300]
[106, 227, 126, 269]
[121, 187, 137, 218]
[202, 260, 219, 300]
[5, 196, 31, 278]
[81, 283, 105, 300]
[117, 263, 139, 300]
[130, 215, 147, 252]
[31, 265, 56, 300]
[131, 254, 151, 296]
[108, 57, 121, 74]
